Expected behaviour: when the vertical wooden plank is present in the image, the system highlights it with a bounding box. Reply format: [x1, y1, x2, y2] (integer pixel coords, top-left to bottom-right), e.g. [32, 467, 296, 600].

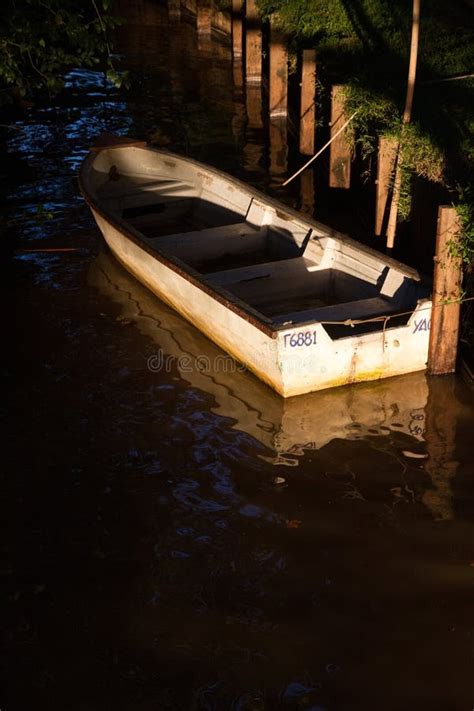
[184, 0, 197, 15]
[375, 136, 398, 236]
[428, 206, 462, 375]
[422, 377, 461, 520]
[300, 169, 315, 216]
[168, 0, 181, 20]
[232, 101, 246, 144]
[299, 49, 316, 155]
[233, 41, 244, 87]
[213, 7, 231, 37]
[269, 121, 288, 189]
[246, 84, 263, 129]
[269, 22, 288, 121]
[197, 0, 212, 35]
[329, 85, 351, 189]
[245, 0, 262, 85]
[232, 0, 243, 61]
[232, 18, 243, 59]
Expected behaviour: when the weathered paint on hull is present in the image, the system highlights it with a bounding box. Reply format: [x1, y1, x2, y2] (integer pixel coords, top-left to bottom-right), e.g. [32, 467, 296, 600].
[93, 211, 286, 394]
[90, 248, 431, 459]
[93, 209, 431, 398]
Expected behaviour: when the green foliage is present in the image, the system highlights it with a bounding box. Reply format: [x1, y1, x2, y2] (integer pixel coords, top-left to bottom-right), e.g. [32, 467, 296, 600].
[342, 82, 398, 158]
[399, 123, 445, 184]
[454, 186, 474, 265]
[0, 0, 127, 104]
[259, 0, 474, 275]
[257, 0, 354, 42]
[258, 0, 473, 240]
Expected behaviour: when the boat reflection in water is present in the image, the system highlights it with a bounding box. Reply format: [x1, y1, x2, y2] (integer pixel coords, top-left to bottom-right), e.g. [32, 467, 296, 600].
[88, 249, 430, 467]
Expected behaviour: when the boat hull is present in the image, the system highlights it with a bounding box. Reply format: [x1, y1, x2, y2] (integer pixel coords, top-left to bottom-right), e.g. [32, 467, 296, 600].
[92, 208, 431, 397]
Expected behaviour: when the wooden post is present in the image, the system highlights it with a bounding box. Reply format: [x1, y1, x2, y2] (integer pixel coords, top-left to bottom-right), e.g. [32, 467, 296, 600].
[183, 0, 197, 14]
[375, 136, 398, 236]
[197, 0, 212, 35]
[168, 0, 181, 20]
[214, 6, 231, 37]
[329, 85, 351, 189]
[428, 206, 463, 375]
[385, 0, 421, 250]
[299, 49, 316, 155]
[246, 84, 263, 129]
[300, 169, 315, 216]
[232, 0, 243, 61]
[422, 377, 461, 521]
[269, 22, 288, 121]
[269, 121, 287, 189]
[245, 0, 262, 85]
[232, 102, 246, 144]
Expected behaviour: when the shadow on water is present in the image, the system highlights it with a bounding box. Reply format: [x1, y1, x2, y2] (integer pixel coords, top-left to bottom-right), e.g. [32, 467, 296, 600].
[2, 4, 474, 711]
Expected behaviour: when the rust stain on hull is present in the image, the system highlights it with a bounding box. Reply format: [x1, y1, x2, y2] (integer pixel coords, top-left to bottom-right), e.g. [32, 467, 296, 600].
[282, 367, 426, 398]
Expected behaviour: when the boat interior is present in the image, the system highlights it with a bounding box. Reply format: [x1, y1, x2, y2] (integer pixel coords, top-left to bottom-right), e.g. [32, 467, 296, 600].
[92, 153, 427, 337]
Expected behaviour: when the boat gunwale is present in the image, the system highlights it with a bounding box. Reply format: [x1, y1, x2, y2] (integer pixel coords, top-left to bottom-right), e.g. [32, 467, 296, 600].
[79, 144, 423, 339]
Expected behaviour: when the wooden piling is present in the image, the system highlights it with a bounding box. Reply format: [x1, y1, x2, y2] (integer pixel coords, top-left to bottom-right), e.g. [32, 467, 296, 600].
[269, 121, 288, 188]
[214, 5, 231, 37]
[246, 84, 263, 129]
[428, 206, 463, 375]
[232, 0, 243, 61]
[423, 377, 461, 520]
[269, 23, 288, 121]
[168, 0, 181, 20]
[329, 85, 351, 189]
[197, 0, 212, 35]
[299, 49, 316, 155]
[375, 136, 398, 236]
[300, 169, 315, 216]
[245, 0, 262, 85]
[182, 0, 197, 15]
[233, 48, 244, 88]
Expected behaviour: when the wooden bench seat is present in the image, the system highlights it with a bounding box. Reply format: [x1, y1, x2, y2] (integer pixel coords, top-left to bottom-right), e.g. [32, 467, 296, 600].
[206, 256, 319, 287]
[273, 296, 404, 326]
[146, 223, 266, 262]
[99, 177, 194, 199]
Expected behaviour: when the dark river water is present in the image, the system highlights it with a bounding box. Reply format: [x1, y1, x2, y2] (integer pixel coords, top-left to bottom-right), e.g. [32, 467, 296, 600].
[3, 5, 474, 711]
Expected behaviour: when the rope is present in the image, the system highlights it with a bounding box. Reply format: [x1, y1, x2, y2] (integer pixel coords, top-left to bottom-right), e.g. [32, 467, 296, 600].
[282, 111, 358, 187]
[315, 295, 474, 327]
[421, 73, 474, 85]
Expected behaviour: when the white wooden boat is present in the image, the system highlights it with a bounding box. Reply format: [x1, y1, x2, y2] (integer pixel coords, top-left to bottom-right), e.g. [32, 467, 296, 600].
[80, 136, 432, 397]
[88, 250, 429, 464]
